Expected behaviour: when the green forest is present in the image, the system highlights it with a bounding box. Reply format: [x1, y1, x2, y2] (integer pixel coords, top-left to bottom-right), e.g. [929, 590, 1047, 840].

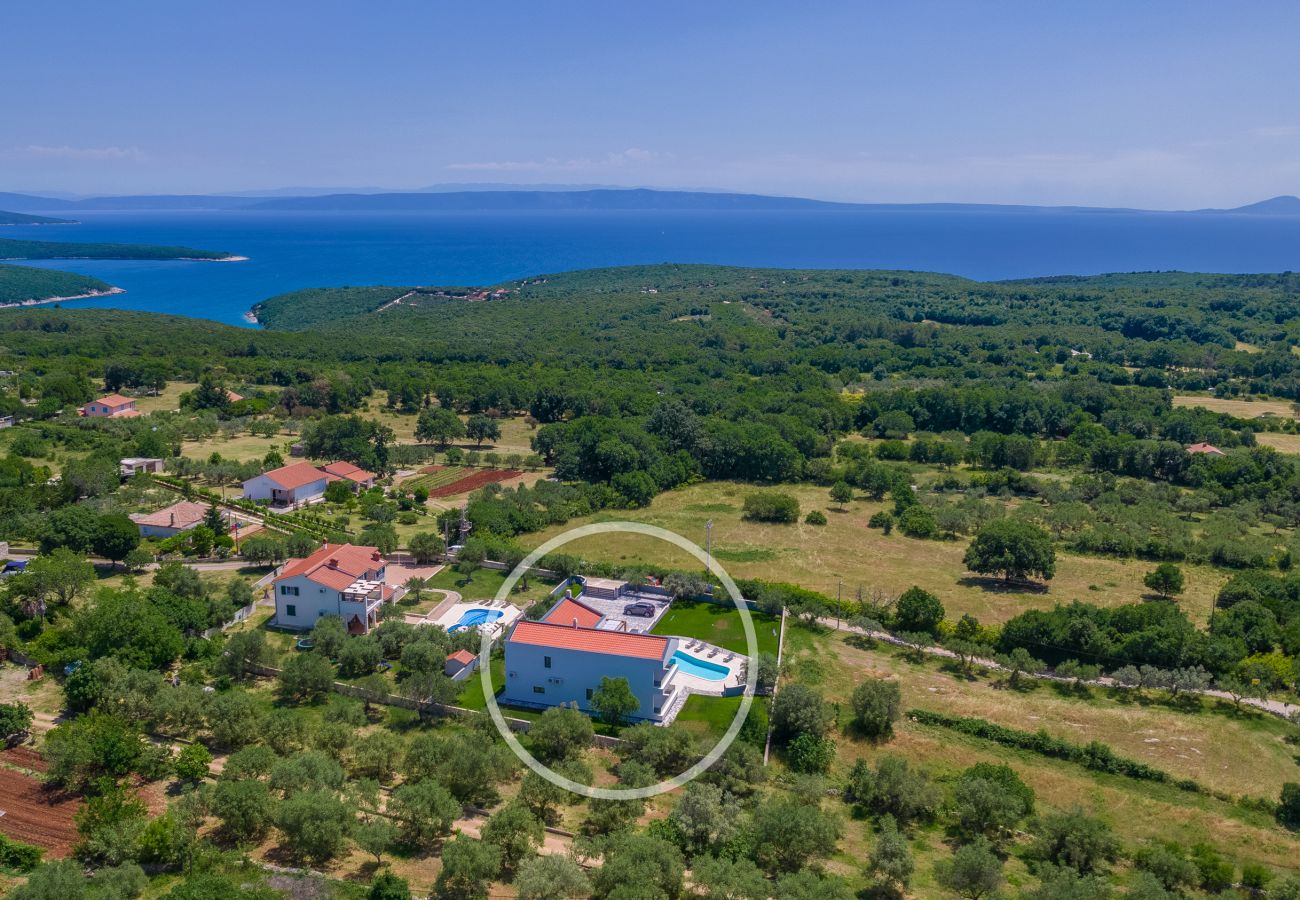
[0, 237, 232, 261]
[0, 210, 75, 225]
[4, 263, 1300, 898]
[0, 263, 115, 305]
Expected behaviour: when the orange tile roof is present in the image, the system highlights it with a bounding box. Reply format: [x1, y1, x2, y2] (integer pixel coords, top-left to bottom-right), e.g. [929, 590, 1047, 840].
[447, 649, 476, 665]
[95, 394, 135, 408]
[277, 542, 384, 590]
[261, 461, 330, 490]
[542, 597, 604, 628]
[1186, 442, 1225, 455]
[129, 500, 210, 530]
[508, 620, 669, 660]
[320, 461, 374, 482]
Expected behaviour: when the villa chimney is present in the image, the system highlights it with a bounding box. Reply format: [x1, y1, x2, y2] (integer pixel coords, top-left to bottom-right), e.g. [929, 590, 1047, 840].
[572, 618, 578, 628]
[169, 513, 175, 527]
[328, 558, 339, 567]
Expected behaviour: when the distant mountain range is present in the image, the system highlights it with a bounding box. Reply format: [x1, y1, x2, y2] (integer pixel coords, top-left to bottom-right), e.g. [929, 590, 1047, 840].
[2, 188, 1299, 215]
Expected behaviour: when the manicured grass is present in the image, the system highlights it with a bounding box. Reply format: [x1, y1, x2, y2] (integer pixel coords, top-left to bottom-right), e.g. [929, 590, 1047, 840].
[520, 480, 1228, 625]
[424, 565, 533, 602]
[673, 694, 768, 745]
[456, 654, 504, 710]
[651, 599, 780, 656]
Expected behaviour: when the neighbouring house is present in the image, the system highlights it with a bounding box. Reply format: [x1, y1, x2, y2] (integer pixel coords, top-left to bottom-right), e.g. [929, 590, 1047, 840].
[242, 461, 332, 507]
[273, 543, 391, 634]
[225, 389, 244, 403]
[445, 649, 478, 681]
[80, 394, 139, 418]
[289, 443, 306, 457]
[319, 461, 376, 492]
[242, 460, 375, 507]
[120, 457, 165, 477]
[1186, 442, 1226, 456]
[130, 500, 217, 538]
[0, 415, 13, 429]
[501, 594, 681, 723]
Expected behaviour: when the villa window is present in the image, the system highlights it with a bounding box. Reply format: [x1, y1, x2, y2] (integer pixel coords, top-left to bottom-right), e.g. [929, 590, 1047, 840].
[533, 686, 545, 694]
[286, 604, 296, 617]
[544, 655, 552, 668]
[280, 585, 299, 597]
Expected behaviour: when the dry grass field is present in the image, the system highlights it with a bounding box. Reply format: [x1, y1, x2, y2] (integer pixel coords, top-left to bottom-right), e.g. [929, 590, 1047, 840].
[787, 627, 1300, 882]
[1255, 432, 1300, 454]
[1173, 394, 1296, 419]
[519, 481, 1227, 626]
[130, 380, 196, 414]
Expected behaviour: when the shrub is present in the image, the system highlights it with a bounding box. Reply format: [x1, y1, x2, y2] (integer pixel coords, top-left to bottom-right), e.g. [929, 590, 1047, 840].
[785, 732, 835, 773]
[804, 510, 828, 525]
[893, 586, 944, 635]
[742, 492, 800, 523]
[850, 678, 901, 738]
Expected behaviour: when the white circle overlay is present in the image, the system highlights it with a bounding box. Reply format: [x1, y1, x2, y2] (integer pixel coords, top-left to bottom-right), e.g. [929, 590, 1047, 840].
[478, 521, 758, 799]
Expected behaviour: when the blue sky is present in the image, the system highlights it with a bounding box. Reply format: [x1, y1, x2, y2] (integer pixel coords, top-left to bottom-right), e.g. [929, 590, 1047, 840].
[3, 1, 1299, 207]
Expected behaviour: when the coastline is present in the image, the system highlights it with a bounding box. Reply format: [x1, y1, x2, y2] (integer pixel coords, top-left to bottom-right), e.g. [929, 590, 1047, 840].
[243, 308, 260, 324]
[0, 286, 126, 310]
[0, 254, 247, 262]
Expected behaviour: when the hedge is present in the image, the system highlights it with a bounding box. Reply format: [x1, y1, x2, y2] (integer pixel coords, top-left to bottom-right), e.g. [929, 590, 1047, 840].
[909, 708, 1202, 791]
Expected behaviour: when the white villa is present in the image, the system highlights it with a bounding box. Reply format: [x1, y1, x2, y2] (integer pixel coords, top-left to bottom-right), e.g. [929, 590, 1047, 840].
[242, 460, 376, 508]
[273, 543, 392, 634]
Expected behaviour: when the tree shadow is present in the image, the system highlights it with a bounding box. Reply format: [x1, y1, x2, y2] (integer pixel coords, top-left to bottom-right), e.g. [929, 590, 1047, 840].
[957, 576, 1048, 594]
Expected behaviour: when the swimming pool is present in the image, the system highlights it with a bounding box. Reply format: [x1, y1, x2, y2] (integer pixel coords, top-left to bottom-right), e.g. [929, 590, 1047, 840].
[448, 608, 505, 632]
[669, 650, 730, 681]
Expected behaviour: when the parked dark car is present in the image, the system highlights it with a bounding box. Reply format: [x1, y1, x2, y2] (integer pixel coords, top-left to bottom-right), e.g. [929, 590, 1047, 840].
[623, 602, 655, 618]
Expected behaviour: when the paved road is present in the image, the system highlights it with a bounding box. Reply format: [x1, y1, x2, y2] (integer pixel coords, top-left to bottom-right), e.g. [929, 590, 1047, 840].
[816, 615, 1300, 720]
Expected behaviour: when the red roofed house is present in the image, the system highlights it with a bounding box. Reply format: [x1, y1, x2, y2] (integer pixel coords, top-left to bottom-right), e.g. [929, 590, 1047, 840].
[242, 461, 332, 507]
[81, 394, 139, 418]
[319, 461, 376, 492]
[500, 593, 681, 722]
[273, 543, 391, 634]
[242, 461, 376, 507]
[1186, 442, 1226, 456]
[129, 500, 216, 538]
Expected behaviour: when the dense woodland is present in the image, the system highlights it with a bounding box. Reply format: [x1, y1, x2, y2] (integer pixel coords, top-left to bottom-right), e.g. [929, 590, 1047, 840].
[3, 264, 1300, 897]
[0, 264, 115, 305]
[0, 237, 231, 261]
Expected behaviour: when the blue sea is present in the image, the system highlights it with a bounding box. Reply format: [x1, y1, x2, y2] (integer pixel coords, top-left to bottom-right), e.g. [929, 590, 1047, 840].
[5, 208, 1300, 327]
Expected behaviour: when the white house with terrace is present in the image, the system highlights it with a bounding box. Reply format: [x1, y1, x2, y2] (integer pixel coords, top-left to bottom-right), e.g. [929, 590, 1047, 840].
[273, 543, 393, 635]
[242, 460, 376, 508]
[500, 592, 747, 724]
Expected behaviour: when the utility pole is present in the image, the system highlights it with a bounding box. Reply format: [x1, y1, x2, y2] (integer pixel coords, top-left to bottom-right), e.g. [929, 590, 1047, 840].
[705, 519, 713, 573]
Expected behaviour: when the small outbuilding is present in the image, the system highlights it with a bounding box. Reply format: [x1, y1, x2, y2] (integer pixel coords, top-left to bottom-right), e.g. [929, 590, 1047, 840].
[130, 500, 216, 538]
[444, 649, 479, 681]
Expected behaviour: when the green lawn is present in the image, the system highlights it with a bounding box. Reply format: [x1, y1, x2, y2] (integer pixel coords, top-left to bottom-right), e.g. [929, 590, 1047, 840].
[456, 654, 505, 710]
[673, 693, 768, 745]
[652, 599, 780, 656]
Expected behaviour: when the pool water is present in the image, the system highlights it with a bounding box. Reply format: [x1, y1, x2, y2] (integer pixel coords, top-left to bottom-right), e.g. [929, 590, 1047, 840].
[449, 608, 504, 632]
[669, 650, 730, 681]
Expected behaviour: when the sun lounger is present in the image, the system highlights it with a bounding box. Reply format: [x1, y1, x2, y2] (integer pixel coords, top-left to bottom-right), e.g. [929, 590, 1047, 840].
[708, 648, 719, 658]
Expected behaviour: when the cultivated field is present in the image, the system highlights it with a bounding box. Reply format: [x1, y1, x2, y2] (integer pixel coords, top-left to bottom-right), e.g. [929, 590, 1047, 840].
[519, 481, 1228, 626]
[0, 765, 79, 857]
